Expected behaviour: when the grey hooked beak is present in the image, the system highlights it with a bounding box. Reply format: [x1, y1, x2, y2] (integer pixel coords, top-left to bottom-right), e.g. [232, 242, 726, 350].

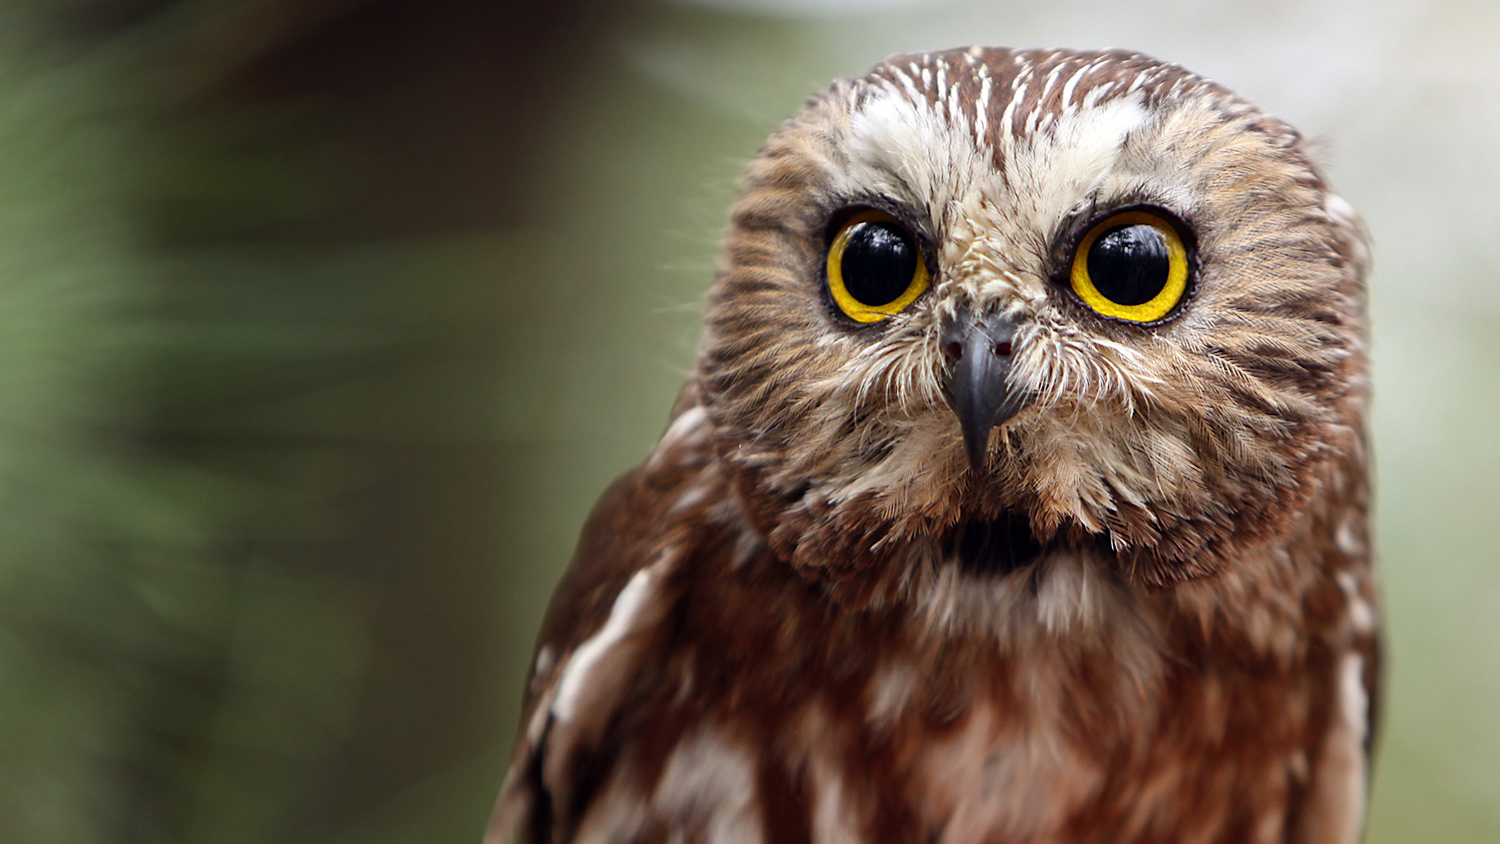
[942, 309, 1026, 472]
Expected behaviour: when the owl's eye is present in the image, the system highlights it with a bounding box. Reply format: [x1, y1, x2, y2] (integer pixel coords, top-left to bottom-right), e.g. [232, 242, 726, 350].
[1069, 209, 1190, 323]
[827, 210, 930, 323]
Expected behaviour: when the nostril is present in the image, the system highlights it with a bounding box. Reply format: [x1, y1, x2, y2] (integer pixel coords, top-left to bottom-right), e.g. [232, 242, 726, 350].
[993, 341, 1012, 357]
[944, 341, 964, 361]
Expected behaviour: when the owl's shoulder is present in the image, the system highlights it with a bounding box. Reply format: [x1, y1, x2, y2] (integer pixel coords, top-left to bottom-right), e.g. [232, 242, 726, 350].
[488, 402, 736, 843]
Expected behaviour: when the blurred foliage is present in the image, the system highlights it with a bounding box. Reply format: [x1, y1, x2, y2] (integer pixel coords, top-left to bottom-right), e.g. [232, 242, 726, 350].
[0, 0, 1496, 842]
[0, 1, 549, 841]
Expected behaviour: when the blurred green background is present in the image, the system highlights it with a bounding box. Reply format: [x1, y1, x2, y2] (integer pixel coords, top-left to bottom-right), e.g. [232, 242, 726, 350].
[0, 0, 1494, 841]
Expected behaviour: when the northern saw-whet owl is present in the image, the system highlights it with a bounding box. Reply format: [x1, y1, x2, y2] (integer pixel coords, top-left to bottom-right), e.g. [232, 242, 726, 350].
[488, 47, 1377, 844]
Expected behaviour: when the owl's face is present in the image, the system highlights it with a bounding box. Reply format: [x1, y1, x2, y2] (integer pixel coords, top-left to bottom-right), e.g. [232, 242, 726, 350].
[698, 48, 1366, 593]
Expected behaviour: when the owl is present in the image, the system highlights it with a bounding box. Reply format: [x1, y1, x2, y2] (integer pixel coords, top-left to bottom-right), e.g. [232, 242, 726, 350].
[487, 47, 1377, 844]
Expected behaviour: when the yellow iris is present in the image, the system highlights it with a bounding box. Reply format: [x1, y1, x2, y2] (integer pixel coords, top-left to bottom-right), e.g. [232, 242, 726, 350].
[1069, 209, 1189, 323]
[827, 210, 930, 323]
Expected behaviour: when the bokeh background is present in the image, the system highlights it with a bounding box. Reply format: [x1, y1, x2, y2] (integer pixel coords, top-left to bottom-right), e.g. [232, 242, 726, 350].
[1, 0, 1496, 841]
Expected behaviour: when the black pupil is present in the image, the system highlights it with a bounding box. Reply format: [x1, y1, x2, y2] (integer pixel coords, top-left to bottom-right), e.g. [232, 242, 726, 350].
[1086, 224, 1171, 306]
[841, 221, 918, 307]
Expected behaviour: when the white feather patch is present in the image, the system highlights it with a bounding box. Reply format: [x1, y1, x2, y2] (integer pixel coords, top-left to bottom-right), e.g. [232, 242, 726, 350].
[552, 557, 668, 724]
[652, 730, 764, 844]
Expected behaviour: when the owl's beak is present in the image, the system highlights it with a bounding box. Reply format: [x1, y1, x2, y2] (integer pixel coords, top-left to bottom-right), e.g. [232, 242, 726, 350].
[942, 309, 1025, 472]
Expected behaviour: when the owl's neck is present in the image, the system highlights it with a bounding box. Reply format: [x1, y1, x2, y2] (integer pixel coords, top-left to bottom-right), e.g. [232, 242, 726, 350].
[945, 512, 1043, 577]
[672, 393, 1361, 657]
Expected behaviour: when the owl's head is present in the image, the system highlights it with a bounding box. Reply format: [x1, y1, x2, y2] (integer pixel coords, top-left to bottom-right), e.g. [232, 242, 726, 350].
[696, 48, 1367, 596]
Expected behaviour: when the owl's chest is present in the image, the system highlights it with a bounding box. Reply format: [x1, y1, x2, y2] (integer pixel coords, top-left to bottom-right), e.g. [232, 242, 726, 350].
[606, 547, 1324, 844]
